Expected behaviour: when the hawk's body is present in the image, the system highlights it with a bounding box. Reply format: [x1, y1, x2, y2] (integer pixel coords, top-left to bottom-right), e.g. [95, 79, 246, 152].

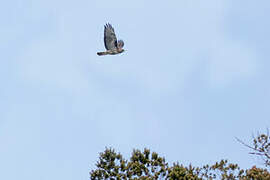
[97, 23, 125, 56]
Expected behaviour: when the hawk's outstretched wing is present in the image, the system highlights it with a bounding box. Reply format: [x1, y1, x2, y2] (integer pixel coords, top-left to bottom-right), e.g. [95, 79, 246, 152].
[97, 23, 125, 56]
[104, 23, 117, 50]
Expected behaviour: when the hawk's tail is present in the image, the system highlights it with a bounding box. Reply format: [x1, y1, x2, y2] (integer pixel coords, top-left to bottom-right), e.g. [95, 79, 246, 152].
[97, 51, 108, 56]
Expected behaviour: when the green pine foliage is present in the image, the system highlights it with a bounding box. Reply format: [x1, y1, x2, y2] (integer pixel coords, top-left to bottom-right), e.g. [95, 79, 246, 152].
[90, 131, 270, 179]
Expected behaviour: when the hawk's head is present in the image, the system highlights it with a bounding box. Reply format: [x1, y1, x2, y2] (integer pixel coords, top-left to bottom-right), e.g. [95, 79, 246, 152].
[117, 40, 124, 49]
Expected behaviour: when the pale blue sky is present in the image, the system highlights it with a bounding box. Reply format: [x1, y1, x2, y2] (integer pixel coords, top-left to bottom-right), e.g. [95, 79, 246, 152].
[1, 0, 270, 179]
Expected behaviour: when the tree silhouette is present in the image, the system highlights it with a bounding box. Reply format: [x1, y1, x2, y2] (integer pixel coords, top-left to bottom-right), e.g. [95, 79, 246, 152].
[90, 147, 270, 179]
[236, 129, 270, 167]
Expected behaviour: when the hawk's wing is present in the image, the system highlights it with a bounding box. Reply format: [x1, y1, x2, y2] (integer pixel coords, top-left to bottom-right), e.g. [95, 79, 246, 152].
[104, 23, 117, 50]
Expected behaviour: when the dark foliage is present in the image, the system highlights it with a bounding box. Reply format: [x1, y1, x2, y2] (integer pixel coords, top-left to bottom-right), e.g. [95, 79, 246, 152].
[90, 148, 270, 180]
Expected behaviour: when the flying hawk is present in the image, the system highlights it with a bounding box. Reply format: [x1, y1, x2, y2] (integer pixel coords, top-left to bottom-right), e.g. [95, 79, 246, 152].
[97, 23, 125, 56]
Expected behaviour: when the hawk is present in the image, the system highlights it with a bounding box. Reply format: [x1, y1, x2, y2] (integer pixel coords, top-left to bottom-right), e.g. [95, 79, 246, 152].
[97, 23, 125, 56]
